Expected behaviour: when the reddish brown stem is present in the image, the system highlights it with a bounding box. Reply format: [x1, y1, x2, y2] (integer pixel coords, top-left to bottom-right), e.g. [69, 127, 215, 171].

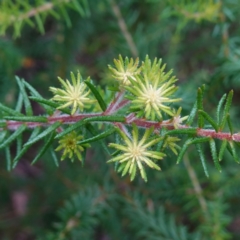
[1, 112, 240, 142]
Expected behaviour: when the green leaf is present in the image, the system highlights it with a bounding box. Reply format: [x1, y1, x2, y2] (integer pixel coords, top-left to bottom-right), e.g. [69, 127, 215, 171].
[78, 127, 115, 144]
[31, 132, 56, 165]
[16, 134, 22, 155]
[55, 119, 86, 139]
[29, 97, 71, 114]
[50, 147, 59, 167]
[55, 115, 125, 139]
[219, 140, 227, 161]
[209, 139, 221, 172]
[35, 14, 44, 34]
[5, 146, 11, 171]
[0, 103, 23, 116]
[48, 9, 60, 20]
[15, 92, 23, 112]
[4, 115, 48, 123]
[15, 76, 33, 116]
[176, 139, 192, 164]
[196, 144, 209, 177]
[13, 127, 41, 168]
[72, 0, 85, 16]
[107, 86, 120, 92]
[189, 137, 210, 145]
[24, 122, 61, 147]
[228, 141, 240, 163]
[227, 114, 233, 135]
[219, 90, 233, 130]
[85, 123, 111, 155]
[0, 131, 7, 142]
[81, 148, 87, 166]
[85, 115, 125, 123]
[200, 84, 206, 92]
[216, 93, 226, 125]
[23, 80, 53, 114]
[59, 5, 71, 27]
[0, 125, 26, 149]
[84, 80, 107, 111]
[111, 149, 121, 157]
[186, 101, 197, 125]
[166, 128, 197, 136]
[0, 121, 7, 128]
[198, 110, 218, 132]
[197, 88, 204, 128]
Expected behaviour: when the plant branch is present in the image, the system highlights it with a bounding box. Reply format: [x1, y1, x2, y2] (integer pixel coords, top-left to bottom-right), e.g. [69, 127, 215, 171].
[9, 0, 71, 23]
[2, 112, 240, 143]
[109, 0, 138, 57]
[183, 154, 209, 218]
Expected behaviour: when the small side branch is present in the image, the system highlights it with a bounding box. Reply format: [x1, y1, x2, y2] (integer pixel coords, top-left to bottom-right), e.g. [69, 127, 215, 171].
[184, 155, 209, 218]
[110, 0, 138, 57]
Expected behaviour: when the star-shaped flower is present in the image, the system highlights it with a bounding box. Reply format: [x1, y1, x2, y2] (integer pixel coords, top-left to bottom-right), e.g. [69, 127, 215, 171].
[49, 71, 95, 115]
[55, 131, 90, 162]
[124, 56, 181, 120]
[108, 124, 165, 181]
[108, 55, 141, 86]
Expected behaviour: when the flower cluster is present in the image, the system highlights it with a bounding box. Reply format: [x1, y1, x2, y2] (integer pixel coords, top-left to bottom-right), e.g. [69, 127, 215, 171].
[49, 71, 95, 115]
[108, 55, 141, 86]
[171, 107, 188, 129]
[108, 124, 165, 181]
[108, 55, 181, 120]
[47, 56, 186, 181]
[55, 131, 90, 162]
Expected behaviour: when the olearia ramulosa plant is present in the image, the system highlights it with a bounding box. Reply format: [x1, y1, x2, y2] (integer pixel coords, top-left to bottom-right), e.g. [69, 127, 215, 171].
[1, 55, 240, 182]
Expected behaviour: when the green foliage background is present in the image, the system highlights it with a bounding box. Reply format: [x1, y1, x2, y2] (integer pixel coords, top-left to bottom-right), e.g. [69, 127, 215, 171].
[1, 0, 240, 239]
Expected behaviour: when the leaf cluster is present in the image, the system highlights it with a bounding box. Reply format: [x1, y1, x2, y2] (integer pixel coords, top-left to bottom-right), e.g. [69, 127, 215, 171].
[0, 0, 90, 37]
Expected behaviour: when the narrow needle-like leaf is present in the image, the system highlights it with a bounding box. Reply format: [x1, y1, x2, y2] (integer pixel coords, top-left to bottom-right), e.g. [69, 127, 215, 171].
[23, 80, 53, 114]
[85, 123, 111, 155]
[196, 144, 209, 177]
[84, 80, 107, 111]
[13, 127, 41, 167]
[16, 77, 33, 116]
[0, 125, 26, 149]
[166, 128, 197, 136]
[50, 147, 59, 167]
[55, 115, 125, 139]
[186, 101, 197, 125]
[198, 110, 218, 132]
[5, 146, 11, 171]
[176, 139, 192, 164]
[219, 139, 227, 161]
[30, 97, 71, 114]
[227, 114, 233, 135]
[219, 90, 233, 130]
[78, 128, 115, 144]
[0, 103, 23, 116]
[4, 116, 48, 123]
[197, 88, 204, 128]
[216, 93, 226, 125]
[209, 139, 221, 172]
[31, 132, 56, 165]
[228, 141, 240, 163]
[24, 122, 61, 147]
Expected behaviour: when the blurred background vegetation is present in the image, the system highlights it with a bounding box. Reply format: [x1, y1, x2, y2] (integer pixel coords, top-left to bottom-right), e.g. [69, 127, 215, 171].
[1, 0, 240, 239]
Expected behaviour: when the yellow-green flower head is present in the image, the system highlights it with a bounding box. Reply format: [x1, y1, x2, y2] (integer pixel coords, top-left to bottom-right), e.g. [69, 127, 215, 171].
[124, 56, 181, 120]
[49, 71, 95, 115]
[108, 124, 165, 182]
[163, 136, 180, 155]
[55, 131, 90, 162]
[108, 55, 141, 86]
[171, 107, 188, 129]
